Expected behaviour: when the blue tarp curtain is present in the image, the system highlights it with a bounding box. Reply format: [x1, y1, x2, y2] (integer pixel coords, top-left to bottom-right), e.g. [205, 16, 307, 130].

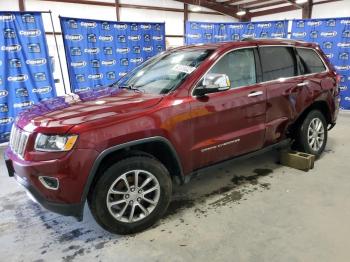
[291, 18, 350, 110]
[185, 20, 288, 45]
[60, 17, 166, 93]
[0, 12, 56, 143]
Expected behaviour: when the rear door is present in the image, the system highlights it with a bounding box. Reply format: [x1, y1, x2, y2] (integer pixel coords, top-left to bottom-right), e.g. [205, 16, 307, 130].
[258, 45, 305, 146]
[188, 47, 267, 169]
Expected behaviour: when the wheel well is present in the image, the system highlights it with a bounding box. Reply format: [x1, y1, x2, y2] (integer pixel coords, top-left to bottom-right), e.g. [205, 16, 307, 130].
[289, 101, 331, 137]
[87, 140, 183, 200]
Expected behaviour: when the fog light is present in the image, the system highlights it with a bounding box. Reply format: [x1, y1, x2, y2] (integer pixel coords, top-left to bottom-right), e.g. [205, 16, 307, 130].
[39, 176, 59, 190]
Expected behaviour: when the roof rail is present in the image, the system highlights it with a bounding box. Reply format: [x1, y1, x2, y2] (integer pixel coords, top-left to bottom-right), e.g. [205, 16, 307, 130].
[241, 37, 291, 41]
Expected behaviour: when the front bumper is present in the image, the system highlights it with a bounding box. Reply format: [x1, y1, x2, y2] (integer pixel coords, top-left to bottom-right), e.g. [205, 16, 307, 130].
[13, 171, 83, 220]
[4, 148, 99, 220]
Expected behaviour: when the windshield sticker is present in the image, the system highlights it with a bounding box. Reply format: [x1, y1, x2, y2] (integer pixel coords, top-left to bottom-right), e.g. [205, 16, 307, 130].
[172, 64, 196, 74]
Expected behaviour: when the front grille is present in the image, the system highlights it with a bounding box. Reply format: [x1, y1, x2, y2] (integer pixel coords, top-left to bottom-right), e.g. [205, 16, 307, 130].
[9, 125, 29, 159]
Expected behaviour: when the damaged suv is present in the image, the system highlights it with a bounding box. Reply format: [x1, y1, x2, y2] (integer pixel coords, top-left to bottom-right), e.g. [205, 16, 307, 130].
[5, 39, 340, 234]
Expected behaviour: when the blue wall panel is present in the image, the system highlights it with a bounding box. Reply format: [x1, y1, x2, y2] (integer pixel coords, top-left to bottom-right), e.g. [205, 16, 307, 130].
[185, 20, 288, 45]
[60, 17, 166, 93]
[0, 12, 56, 142]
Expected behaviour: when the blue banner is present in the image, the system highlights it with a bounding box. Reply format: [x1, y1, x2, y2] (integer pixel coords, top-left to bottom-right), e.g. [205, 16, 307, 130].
[291, 18, 350, 110]
[185, 20, 288, 45]
[0, 12, 56, 143]
[60, 17, 166, 93]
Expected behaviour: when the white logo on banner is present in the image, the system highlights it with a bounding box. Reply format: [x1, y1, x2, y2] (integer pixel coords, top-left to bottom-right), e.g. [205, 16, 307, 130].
[99, 35, 113, 41]
[88, 74, 103, 80]
[65, 34, 83, 41]
[101, 60, 116, 66]
[152, 36, 163, 41]
[0, 90, 8, 98]
[228, 24, 243, 29]
[0, 14, 15, 21]
[335, 65, 350, 71]
[141, 24, 152, 30]
[80, 21, 96, 28]
[307, 21, 322, 26]
[200, 24, 214, 30]
[130, 58, 143, 64]
[187, 34, 201, 39]
[320, 31, 337, 37]
[114, 24, 128, 30]
[8, 74, 28, 82]
[26, 59, 47, 66]
[143, 46, 153, 52]
[71, 61, 87, 67]
[84, 48, 99, 54]
[116, 48, 130, 54]
[14, 101, 34, 108]
[32, 86, 52, 94]
[19, 29, 41, 37]
[257, 23, 272, 28]
[0, 117, 14, 125]
[338, 43, 350, 48]
[292, 32, 307, 38]
[1, 45, 21, 52]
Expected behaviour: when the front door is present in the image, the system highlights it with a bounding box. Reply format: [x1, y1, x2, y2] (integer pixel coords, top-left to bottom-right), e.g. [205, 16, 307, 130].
[188, 47, 267, 170]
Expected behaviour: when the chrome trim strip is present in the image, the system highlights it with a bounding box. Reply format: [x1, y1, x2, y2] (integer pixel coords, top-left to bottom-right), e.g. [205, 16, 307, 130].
[38, 176, 60, 191]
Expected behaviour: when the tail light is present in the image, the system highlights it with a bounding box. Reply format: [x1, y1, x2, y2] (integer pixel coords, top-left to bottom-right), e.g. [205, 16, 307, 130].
[336, 74, 341, 86]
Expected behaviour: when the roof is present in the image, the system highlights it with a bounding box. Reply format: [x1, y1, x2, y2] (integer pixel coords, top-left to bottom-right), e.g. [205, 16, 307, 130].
[172, 38, 316, 52]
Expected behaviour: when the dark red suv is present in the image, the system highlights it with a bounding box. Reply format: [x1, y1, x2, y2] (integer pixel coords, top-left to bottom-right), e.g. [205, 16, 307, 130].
[5, 39, 340, 234]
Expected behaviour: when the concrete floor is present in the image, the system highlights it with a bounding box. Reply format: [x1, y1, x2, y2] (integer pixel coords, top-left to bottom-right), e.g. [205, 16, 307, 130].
[1, 113, 350, 262]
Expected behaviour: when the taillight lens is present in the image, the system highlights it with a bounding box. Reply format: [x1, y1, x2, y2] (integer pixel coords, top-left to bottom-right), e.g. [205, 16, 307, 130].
[336, 74, 341, 85]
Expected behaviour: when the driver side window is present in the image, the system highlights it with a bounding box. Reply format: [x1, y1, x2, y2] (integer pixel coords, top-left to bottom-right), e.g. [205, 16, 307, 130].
[208, 48, 257, 88]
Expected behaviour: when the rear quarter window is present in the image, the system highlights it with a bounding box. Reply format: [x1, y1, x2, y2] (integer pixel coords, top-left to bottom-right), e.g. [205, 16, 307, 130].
[296, 48, 327, 74]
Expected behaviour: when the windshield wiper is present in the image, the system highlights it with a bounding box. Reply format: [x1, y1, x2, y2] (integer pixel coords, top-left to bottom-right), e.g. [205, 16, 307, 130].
[118, 84, 144, 93]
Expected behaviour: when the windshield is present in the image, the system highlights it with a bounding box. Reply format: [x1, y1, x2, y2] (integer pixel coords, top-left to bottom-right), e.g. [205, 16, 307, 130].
[115, 49, 213, 94]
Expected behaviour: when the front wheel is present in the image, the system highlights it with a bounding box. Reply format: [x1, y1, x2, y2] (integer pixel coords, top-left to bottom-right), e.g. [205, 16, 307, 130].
[297, 110, 328, 157]
[88, 156, 172, 234]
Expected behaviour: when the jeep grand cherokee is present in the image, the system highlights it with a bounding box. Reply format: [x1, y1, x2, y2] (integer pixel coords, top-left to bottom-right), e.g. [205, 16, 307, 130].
[5, 39, 340, 234]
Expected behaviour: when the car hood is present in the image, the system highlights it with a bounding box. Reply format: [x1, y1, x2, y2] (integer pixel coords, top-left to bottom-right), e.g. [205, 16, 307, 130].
[16, 87, 163, 133]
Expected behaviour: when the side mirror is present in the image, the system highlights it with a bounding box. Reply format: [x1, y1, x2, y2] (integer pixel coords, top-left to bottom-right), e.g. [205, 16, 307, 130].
[194, 73, 230, 97]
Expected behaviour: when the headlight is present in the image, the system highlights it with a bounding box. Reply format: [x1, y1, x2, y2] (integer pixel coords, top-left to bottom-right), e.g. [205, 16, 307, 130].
[35, 134, 78, 152]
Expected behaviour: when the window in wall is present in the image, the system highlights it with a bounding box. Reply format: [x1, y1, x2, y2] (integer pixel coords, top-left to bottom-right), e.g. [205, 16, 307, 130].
[297, 48, 327, 74]
[207, 48, 256, 88]
[259, 46, 297, 82]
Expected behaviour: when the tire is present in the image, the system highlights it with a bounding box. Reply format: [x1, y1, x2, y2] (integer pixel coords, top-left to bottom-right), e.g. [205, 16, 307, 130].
[88, 156, 172, 234]
[297, 110, 328, 157]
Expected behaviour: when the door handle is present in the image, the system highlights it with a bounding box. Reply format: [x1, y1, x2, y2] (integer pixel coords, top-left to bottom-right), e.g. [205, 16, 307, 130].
[248, 91, 263, 97]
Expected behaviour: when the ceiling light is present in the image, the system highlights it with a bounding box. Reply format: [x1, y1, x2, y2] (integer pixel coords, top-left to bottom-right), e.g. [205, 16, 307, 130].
[295, 0, 308, 4]
[236, 9, 246, 16]
[191, 6, 202, 12]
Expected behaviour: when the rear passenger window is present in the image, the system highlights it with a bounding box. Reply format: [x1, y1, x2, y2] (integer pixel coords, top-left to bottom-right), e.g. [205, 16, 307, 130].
[297, 48, 326, 74]
[259, 46, 297, 82]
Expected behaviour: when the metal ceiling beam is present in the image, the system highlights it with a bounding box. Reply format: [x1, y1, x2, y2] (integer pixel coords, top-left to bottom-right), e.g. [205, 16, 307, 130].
[115, 0, 120, 21]
[247, 1, 287, 10]
[302, 0, 313, 19]
[284, 0, 303, 9]
[174, 0, 244, 19]
[250, 5, 298, 17]
[313, 0, 342, 5]
[18, 0, 26, 11]
[41, 0, 224, 15]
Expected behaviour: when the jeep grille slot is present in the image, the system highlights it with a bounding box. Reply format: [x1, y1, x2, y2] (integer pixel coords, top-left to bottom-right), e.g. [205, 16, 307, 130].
[9, 125, 29, 159]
